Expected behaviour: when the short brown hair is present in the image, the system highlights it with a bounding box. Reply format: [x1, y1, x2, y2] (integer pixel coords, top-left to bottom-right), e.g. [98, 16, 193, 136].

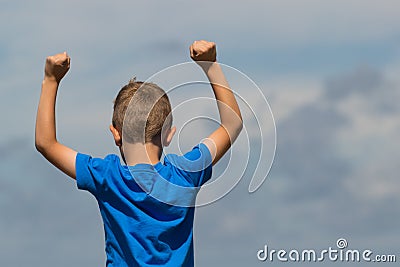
[112, 79, 172, 144]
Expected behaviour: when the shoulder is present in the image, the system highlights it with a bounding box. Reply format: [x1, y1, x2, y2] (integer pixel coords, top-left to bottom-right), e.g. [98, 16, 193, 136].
[76, 153, 121, 169]
[76, 153, 123, 193]
[164, 143, 212, 171]
[162, 143, 213, 187]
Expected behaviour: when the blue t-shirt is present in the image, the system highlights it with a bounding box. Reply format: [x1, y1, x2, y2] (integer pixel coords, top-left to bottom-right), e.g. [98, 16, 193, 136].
[75, 143, 212, 267]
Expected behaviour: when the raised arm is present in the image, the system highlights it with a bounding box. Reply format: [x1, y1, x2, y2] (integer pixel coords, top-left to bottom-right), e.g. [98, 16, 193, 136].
[35, 52, 77, 179]
[190, 40, 243, 165]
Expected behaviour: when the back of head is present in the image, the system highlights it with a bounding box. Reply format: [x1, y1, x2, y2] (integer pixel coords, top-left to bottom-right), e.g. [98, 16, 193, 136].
[112, 78, 172, 144]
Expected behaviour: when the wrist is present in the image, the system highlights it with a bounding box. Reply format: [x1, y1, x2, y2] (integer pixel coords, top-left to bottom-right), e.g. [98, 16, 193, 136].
[198, 61, 219, 73]
[42, 76, 60, 86]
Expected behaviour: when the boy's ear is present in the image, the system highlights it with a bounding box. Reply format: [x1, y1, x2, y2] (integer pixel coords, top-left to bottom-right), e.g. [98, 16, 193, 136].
[163, 126, 176, 147]
[109, 124, 122, 147]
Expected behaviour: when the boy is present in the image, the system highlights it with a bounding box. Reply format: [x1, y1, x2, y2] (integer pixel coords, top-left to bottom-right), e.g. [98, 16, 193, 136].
[35, 40, 242, 266]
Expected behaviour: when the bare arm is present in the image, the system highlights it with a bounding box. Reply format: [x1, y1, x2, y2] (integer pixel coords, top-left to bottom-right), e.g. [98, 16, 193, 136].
[35, 52, 77, 179]
[190, 40, 243, 165]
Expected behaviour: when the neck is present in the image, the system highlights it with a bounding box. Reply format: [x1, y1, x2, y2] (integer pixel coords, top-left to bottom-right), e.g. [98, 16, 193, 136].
[121, 142, 162, 166]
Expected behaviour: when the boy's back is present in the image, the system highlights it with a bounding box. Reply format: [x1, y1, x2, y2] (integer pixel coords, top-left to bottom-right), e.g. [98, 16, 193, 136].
[76, 144, 212, 266]
[35, 40, 242, 266]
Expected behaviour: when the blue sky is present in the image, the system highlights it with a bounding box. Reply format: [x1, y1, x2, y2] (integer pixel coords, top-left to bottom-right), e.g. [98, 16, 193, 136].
[1, 0, 400, 266]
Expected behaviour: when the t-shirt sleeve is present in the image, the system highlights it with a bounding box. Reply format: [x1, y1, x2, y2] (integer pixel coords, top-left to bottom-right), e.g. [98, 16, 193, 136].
[166, 143, 213, 187]
[75, 153, 113, 196]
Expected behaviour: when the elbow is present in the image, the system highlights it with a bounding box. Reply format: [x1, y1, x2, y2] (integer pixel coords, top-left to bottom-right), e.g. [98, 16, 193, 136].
[234, 120, 243, 138]
[222, 119, 243, 142]
[233, 111, 243, 135]
[232, 115, 243, 134]
[237, 119, 243, 133]
[35, 140, 46, 154]
[35, 138, 54, 155]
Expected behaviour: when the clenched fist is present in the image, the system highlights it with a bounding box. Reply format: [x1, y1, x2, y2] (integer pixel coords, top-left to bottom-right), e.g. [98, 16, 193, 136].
[44, 52, 70, 83]
[190, 40, 216, 62]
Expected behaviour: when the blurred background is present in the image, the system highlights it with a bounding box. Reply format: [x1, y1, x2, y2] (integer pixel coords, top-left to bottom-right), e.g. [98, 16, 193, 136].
[0, 0, 399, 266]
